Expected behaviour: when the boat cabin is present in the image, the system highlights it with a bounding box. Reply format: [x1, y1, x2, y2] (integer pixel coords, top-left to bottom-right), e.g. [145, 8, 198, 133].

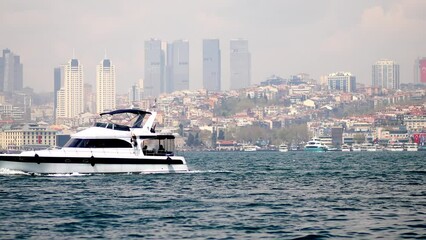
[140, 135, 175, 156]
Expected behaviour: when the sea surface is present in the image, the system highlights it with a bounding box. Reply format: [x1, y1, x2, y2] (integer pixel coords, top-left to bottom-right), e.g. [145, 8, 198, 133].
[1, 151, 426, 239]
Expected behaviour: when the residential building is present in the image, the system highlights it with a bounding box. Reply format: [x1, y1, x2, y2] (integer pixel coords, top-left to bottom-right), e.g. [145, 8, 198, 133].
[144, 39, 165, 97]
[96, 58, 116, 113]
[327, 72, 356, 92]
[230, 39, 251, 90]
[57, 58, 84, 120]
[404, 115, 426, 132]
[372, 59, 400, 89]
[128, 83, 142, 104]
[203, 39, 221, 91]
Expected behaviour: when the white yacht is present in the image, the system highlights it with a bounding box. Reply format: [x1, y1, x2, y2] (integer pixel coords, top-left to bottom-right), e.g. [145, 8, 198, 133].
[0, 109, 189, 174]
[405, 143, 418, 151]
[242, 145, 257, 152]
[386, 142, 405, 151]
[363, 143, 377, 152]
[304, 138, 328, 152]
[352, 144, 362, 152]
[341, 144, 351, 152]
[278, 144, 289, 152]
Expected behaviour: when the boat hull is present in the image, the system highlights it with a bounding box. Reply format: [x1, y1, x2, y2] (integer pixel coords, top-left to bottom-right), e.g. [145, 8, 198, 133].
[406, 148, 418, 152]
[0, 155, 188, 174]
[304, 147, 327, 152]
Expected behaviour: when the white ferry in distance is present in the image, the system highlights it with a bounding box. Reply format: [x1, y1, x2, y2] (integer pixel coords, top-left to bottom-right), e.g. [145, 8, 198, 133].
[386, 142, 404, 152]
[304, 138, 328, 152]
[242, 145, 257, 152]
[0, 109, 189, 174]
[352, 144, 362, 152]
[278, 144, 289, 152]
[341, 144, 351, 152]
[404, 143, 418, 151]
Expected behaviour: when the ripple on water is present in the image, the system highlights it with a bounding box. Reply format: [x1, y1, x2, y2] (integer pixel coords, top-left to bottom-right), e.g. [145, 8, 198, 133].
[0, 151, 425, 239]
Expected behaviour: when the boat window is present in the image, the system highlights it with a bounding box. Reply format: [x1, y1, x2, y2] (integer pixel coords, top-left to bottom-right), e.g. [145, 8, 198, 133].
[93, 122, 130, 131]
[64, 138, 132, 148]
[141, 138, 175, 156]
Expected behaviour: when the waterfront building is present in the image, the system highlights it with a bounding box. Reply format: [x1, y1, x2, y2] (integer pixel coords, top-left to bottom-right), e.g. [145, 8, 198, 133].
[203, 39, 221, 91]
[230, 39, 251, 90]
[0, 49, 23, 94]
[327, 72, 356, 92]
[372, 59, 400, 89]
[96, 58, 116, 113]
[56, 58, 84, 119]
[144, 39, 165, 97]
[0, 123, 57, 150]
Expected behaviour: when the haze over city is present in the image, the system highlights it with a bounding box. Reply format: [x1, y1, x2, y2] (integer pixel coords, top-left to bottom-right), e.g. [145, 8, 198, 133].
[1, 0, 425, 93]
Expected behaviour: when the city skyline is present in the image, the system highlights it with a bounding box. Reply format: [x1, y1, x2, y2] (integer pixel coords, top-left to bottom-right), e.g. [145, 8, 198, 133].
[1, 0, 425, 94]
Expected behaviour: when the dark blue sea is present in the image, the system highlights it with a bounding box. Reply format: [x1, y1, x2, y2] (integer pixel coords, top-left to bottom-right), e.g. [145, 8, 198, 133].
[1, 151, 426, 239]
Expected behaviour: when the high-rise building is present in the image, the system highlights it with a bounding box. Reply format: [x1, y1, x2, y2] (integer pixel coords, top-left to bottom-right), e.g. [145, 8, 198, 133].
[230, 39, 251, 90]
[96, 58, 116, 113]
[414, 57, 426, 84]
[84, 83, 95, 113]
[0, 49, 23, 93]
[58, 58, 84, 119]
[372, 59, 400, 89]
[128, 83, 141, 104]
[203, 39, 221, 91]
[144, 39, 165, 97]
[53, 66, 64, 121]
[327, 72, 356, 92]
[167, 40, 189, 92]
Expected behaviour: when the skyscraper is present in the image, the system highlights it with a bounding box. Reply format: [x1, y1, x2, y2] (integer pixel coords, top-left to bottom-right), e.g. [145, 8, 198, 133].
[0, 49, 23, 94]
[128, 83, 141, 104]
[203, 39, 221, 92]
[230, 39, 251, 90]
[327, 72, 356, 92]
[59, 58, 84, 118]
[53, 66, 64, 121]
[372, 59, 400, 90]
[96, 58, 116, 113]
[144, 39, 165, 97]
[167, 40, 189, 92]
[414, 57, 426, 84]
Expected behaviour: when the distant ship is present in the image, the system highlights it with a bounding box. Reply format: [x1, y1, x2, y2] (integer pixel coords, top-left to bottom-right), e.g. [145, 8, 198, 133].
[404, 143, 418, 151]
[304, 138, 328, 152]
[242, 145, 257, 152]
[341, 144, 351, 152]
[278, 144, 288, 152]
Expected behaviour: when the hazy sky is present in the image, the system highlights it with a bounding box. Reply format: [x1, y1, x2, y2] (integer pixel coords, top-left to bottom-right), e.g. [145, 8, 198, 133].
[1, 0, 425, 94]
